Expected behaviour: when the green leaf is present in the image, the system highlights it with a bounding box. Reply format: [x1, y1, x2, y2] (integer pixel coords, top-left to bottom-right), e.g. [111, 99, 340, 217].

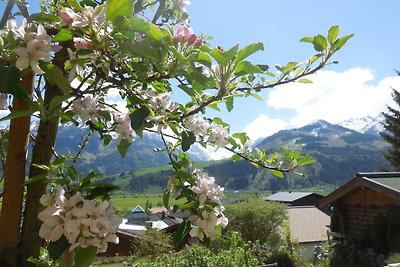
[298, 156, 316, 165]
[74, 246, 98, 267]
[0, 109, 34, 122]
[194, 51, 212, 68]
[235, 42, 264, 63]
[52, 156, 66, 168]
[333, 33, 354, 50]
[24, 174, 48, 185]
[232, 132, 248, 145]
[173, 220, 191, 245]
[232, 154, 241, 162]
[49, 95, 70, 110]
[225, 96, 234, 112]
[79, 0, 97, 7]
[41, 63, 72, 93]
[117, 138, 131, 158]
[234, 61, 263, 76]
[163, 189, 170, 208]
[297, 78, 313, 84]
[102, 134, 112, 146]
[106, 0, 134, 21]
[48, 236, 69, 261]
[121, 17, 163, 42]
[29, 12, 59, 23]
[32, 164, 50, 171]
[52, 29, 73, 42]
[86, 183, 120, 200]
[0, 65, 28, 101]
[328, 25, 340, 44]
[300, 36, 314, 43]
[252, 93, 263, 101]
[272, 170, 284, 178]
[181, 131, 196, 152]
[313, 34, 327, 52]
[68, 0, 82, 11]
[130, 108, 149, 130]
[129, 41, 163, 61]
[210, 44, 239, 65]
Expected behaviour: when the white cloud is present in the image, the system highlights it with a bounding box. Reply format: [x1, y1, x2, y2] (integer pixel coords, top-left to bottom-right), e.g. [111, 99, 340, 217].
[267, 68, 400, 127]
[243, 114, 288, 142]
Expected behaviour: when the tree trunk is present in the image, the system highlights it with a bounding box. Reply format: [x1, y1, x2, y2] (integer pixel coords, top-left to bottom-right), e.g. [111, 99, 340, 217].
[0, 72, 34, 267]
[19, 48, 67, 266]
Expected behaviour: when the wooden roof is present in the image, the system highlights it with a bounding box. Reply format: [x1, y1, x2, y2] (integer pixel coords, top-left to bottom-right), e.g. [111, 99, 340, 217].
[288, 206, 330, 243]
[318, 172, 400, 209]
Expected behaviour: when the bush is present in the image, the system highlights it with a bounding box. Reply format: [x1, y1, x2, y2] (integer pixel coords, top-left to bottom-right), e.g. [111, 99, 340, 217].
[224, 198, 287, 246]
[133, 230, 173, 259]
[132, 232, 259, 267]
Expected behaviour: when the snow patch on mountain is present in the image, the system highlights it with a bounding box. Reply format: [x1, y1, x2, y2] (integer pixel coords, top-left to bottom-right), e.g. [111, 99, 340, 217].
[338, 113, 385, 135]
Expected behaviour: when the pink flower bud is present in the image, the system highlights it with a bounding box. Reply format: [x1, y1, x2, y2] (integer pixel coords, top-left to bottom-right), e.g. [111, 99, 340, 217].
[188, 34, 197, 44]
[194, 37, 203, 48]
[73, 37, 91, 49]
[172, 36, 181, 45]
[60, 9, 73, 24]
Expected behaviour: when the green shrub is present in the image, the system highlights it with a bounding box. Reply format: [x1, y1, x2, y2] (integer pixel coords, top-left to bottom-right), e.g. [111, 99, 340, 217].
[132, 233, 260, 267]
[224, 198, 287, 246]
[133, 230, 173, 259]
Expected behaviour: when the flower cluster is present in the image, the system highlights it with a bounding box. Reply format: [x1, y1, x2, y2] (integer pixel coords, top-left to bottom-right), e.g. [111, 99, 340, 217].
[191, 168, 224, 204]
[0, 94, 7, 110]
[72, 95, 102, 123]
[149, 92, 179, 113]
[173, 25, 203, 48]
[5, 19, 59, 75]
[114, 112, 134, 144]
[186, 168, 228, 240]
[60, 6, 105, 29]
[189, 209, 228, 241]
[184, 115, 229, 148]
[38, 187, 122, 253]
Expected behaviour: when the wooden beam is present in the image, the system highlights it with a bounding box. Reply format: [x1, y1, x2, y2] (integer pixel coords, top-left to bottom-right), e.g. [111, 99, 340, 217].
[0, 72, 34, 267]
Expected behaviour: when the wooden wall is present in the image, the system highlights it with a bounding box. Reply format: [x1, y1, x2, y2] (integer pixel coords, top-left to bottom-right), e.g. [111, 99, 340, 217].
[332, 187, 400, 241]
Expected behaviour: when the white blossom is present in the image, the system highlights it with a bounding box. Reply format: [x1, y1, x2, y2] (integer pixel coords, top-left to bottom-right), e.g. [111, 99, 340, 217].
[38, 188, 122, 253]
[72, 95, 102, 123]
[5, 18, 27, 38]
[189, 210, 226, 241]
[114, 112, 134, 144]
[71, 6, 106, 28]
[191, 168, 224, 204]
[13, 25, 54, 75]
[184, 115, 210, 137]
[208, 122, 229, 148]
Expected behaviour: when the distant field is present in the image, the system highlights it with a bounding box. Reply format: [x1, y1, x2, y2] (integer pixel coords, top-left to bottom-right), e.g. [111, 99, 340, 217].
[133, 160, 223, 176]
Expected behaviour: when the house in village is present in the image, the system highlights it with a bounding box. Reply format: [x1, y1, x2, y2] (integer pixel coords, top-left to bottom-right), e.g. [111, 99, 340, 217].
[103, 205, 191, 256]
[264, 191, 329, 259]
[317, 172, 400, 250]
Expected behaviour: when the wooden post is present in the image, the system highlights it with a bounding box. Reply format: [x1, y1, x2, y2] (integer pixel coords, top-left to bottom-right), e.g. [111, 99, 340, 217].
[0, 72, 34, 267]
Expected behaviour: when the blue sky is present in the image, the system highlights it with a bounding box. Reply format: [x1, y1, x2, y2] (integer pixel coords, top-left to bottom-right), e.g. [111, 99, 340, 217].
[1, 0, 400, 142]
[187, 0, 400, 141]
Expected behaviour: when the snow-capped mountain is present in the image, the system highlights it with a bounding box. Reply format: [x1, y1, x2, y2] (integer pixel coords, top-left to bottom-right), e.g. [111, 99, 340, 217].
[338, 113, 385, 136]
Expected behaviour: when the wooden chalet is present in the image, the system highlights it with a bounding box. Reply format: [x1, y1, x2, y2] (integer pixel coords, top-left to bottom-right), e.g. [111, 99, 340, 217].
[317, 172, 400, 243]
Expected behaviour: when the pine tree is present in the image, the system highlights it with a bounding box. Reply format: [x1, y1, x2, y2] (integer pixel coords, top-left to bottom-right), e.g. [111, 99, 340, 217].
[381, 79, 400, 170]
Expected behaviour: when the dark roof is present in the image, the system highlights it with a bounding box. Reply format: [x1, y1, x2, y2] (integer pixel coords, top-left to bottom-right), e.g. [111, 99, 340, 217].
[264, 192, 315, 202]
[318, 172, 400, 209]
[131, 205, 145, 213]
